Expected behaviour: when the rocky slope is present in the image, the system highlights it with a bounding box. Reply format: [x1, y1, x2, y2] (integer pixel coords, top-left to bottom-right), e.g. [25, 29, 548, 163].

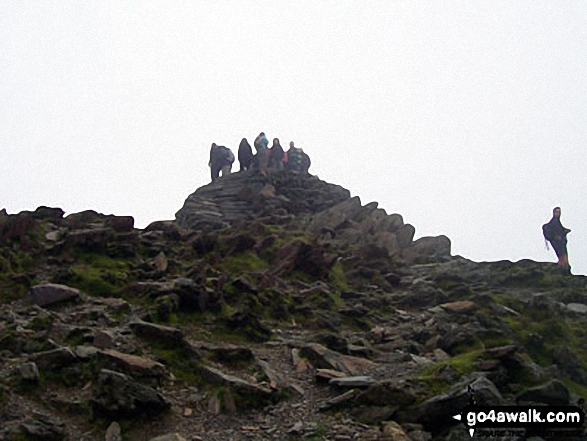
[0, 169, 586, 441]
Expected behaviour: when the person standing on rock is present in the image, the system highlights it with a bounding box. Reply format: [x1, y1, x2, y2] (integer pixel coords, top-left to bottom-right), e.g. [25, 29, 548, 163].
[254, 132, 269, 175]
[209, 143, 235, 182]
[238, 138, 253, 171]
[285, 141, 303, 171]
[543, 207, 571, 269]
[269, 138, 285, 170]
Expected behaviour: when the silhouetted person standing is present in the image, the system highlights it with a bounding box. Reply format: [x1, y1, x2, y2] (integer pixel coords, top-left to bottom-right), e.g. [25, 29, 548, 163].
[209, 143, 234, 182]
[269, 138, 284, 170]
[238, 138, 253, 171]
[543, 207, 571, 269]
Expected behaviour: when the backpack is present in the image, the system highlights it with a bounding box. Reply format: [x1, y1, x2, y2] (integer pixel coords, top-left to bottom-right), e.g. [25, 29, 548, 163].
[542, 222, 554, 242]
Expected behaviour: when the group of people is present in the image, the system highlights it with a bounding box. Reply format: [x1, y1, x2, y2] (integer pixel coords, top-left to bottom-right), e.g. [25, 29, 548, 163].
[212, 140, 573, 270]
[209, 132, 311, 181]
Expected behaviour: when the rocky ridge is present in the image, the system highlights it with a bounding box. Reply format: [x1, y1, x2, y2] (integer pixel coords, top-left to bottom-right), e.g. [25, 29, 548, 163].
[0, 170, 586, 440]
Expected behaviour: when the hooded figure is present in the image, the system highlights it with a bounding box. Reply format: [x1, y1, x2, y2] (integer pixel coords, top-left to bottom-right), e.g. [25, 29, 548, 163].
[238, 138, 253, 171]
[543, 206, 571, 268]
[269, 138, 284, 170]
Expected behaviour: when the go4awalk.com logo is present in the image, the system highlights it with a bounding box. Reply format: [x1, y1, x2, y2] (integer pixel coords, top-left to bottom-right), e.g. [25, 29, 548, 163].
[453, 405, 585, 438]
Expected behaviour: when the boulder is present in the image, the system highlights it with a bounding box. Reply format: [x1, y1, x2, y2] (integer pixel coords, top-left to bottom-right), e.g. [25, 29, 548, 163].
[19, 362, 40, 382]
[551, 346, 587, 384]
[129, 320, 185, 347]
[65, 227, 112, 251]
[32, 206, 65, 221]
[198, 365, 273, 406]
[271, 240, 335, 278]
[307, 196, 363, 234]
[516, 379, 570, 405]
[105, 215, 134, 232]
[402, 376, 502, 429]
[98, 349, 166, 378]
[144, 220, 181, 240]
[29, 347, 77, 371]
[105, 422, 122, 441]
[329, 376, 376, 389]
[64, 210, 104, 228]
[91, 369, 169, 417]
[0, 213, 38, 245]
[356, 380, 416, 407]
[29, 283, 80, 307]
[15, 413, 66, 441]
[396, 224, 415, 248]
[381, 421, 410, 440]
[402, 235, 451, 263]
[299, 343, 373, 375]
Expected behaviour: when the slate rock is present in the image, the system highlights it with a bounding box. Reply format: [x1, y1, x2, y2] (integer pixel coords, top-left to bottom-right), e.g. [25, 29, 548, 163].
[356, 380, 416, 407]
[0, 213, 38, 245]
[29, 283, 80, 307]
[516, 379, 570, 405]
[402, 376, 502, 429]
[319, 389, 361, 411]
[198, 365, 273, 406]
[65, 227, 112, 251]
[396, 224, 415, 248]
[149, 434, 188, 441]
[105, 215, 134, 232]
[351, 405, 398, 426]
[566, 303, 587, 315]
[299, 343, 373, 375]
[105, 421, 122, 441]
[91, 369, 169, 417]
[98, 349, 166, 378]
[32, 206, 65, 221]
[16, 413, 66, 441]
[381, 421, 410, 440]
[329, 376, 376, 389]
[19, 361, 40, 382]
[129, 320, 184, 347]
[30, 347, 77, 370]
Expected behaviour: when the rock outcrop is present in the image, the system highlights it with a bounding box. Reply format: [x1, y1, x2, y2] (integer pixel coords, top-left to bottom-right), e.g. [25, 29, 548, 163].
[0, 170, 585, 441]
[176, 170, 451, 263]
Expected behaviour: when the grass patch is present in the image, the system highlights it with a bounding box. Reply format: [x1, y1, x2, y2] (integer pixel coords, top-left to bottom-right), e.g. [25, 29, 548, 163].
[417, 350, 486, 395]
[328, 260, 349, 293]
[220, 251, 267, 274]
[69, 266, 118, 297]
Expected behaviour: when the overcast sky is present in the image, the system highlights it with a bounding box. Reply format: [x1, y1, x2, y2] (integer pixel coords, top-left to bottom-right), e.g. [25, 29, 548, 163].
[2, 1, 586, 274]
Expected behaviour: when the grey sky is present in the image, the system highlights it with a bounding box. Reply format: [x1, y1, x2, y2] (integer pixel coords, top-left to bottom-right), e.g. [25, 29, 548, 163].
[2, 1, 586, 274]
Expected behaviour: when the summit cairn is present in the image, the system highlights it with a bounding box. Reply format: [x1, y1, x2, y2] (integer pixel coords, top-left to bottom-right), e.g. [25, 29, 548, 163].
[175, 170, 451, 263]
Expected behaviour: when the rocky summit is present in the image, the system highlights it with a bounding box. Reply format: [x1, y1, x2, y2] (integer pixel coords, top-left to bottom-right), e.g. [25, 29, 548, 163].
[0, 169, 586, 441]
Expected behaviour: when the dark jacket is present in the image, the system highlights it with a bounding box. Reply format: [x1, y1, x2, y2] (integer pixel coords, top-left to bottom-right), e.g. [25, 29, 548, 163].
[238, 139, 253, 165]
[544, 216, 568, 245]
[269, 143, 284, 164]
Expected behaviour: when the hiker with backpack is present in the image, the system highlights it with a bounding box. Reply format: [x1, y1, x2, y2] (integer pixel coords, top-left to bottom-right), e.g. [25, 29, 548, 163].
[543, 207, 571, 269]
[209, 143, 235, 182]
